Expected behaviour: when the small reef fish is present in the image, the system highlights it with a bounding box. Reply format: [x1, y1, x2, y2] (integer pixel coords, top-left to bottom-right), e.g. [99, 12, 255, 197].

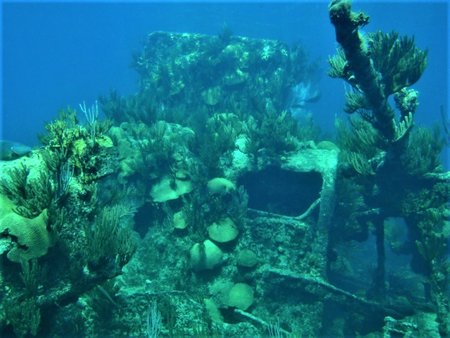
[0, 140, 32, 161]
[286, 81, 321, 119]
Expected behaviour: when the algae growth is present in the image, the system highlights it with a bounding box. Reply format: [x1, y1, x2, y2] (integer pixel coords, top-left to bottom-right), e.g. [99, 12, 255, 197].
[0, 1, 448, 337]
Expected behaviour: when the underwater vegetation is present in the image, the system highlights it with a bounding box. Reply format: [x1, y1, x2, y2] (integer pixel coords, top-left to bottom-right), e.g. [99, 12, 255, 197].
[0, 1, 448, 337]
[0, 104, 137, 337]
[330, 0, 449, 335]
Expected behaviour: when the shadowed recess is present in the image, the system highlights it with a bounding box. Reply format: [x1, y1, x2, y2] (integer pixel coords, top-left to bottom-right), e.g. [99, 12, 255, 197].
[238, 166, 322, 216]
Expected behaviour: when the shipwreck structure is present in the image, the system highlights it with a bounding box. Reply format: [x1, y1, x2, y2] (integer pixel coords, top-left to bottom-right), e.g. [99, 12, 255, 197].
[0, 1, 448, 336]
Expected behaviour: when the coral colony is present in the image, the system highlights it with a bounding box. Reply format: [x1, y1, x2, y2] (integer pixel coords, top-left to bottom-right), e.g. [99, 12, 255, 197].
[0, 1, 448, 336]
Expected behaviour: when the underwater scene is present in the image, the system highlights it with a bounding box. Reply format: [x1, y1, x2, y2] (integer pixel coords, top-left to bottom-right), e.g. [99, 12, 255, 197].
[1, 0, 449, 337]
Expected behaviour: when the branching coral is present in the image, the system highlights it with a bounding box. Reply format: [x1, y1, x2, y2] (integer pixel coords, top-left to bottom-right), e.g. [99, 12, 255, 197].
[330, 3, 448, 333]
[0, 164, 53, 218]
[112, 120, 195, 185]
[0, 102, 139, 336]
[336, 116, 385, 175]
[329, 0, 427, 142]
[101, 91, 161, 125]
[196, 113, 243, 176]
[39, 109, 80, 156]
[85, 205, 137, 271]
[399, 125, 444, 176]
[369, 31, 427, 96]
[40, 107, 114, 185]
[244, 110, 300, 160]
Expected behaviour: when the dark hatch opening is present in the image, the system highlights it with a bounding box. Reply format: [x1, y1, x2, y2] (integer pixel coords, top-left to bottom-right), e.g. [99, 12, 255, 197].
[237, 166, 322, 217]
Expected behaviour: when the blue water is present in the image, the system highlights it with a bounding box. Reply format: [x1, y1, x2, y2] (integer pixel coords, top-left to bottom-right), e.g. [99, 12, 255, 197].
[1, 2, 449, 336]
[2, 1, 448, 150]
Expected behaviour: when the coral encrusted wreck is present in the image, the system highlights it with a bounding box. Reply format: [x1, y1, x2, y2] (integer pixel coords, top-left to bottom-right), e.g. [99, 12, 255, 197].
[1, 2, 448, 336]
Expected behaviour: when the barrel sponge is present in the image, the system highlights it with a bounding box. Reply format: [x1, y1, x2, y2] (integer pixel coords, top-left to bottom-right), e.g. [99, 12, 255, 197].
[207, 217, 239, 243]
[0, 209, 50, 263]
[207, 177, 236, 195]
[236, 249, 259, 268]
[226, 283, 254, 310]
[151, 176, 193, 202]
[189, 239, 223, 270]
